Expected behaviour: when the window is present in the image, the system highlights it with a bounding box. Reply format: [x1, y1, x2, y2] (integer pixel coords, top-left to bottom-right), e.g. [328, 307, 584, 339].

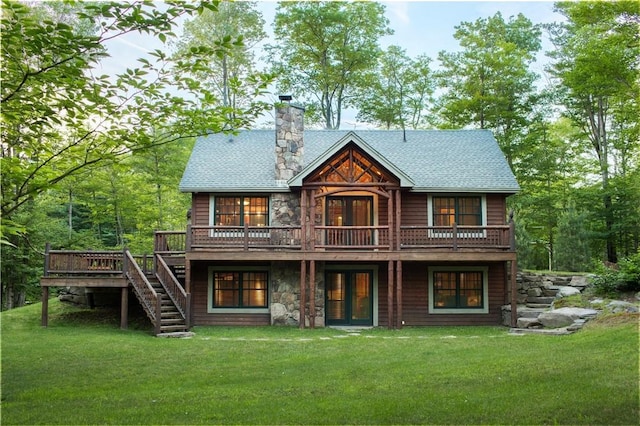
[433, 196, 482, 226]
[214, 196, 268, 226]
[428, 267, 488, 314]
[212, 271, 268, 308]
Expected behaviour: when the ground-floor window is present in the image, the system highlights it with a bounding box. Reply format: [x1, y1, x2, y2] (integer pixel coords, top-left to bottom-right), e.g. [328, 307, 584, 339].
[208, 269, 268, 311]
[428, 266, 489, 314]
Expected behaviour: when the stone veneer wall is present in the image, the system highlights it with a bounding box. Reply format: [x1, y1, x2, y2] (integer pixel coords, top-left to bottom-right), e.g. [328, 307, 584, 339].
[270, 261, 325, 327]
[274, 103, 304, 182]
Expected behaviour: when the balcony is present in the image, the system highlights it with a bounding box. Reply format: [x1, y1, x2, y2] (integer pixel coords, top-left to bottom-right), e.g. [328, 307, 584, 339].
[156, 223, 515, 253]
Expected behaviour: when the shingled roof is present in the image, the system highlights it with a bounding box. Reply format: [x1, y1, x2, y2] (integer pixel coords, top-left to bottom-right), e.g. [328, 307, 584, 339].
[179, 129, 519, 194]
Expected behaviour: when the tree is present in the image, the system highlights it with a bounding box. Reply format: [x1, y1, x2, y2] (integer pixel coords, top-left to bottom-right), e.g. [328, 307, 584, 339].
[355, 46, 435, 130]
[0, 0, 272, 307]
[173, 1, 268, 122]
[546, 0, 640, 263]
[1, 0, 271, 232]
[269, 1, 392, 129]
[437, 12, 542, 168]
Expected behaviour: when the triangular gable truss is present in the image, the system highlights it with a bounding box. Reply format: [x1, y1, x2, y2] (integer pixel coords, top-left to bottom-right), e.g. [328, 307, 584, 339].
[287, 131, 414, 189]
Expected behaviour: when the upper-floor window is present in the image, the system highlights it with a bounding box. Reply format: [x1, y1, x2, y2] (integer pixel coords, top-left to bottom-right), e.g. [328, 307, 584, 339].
[433, 196, 482, 226]
[214, 196, 268, 226]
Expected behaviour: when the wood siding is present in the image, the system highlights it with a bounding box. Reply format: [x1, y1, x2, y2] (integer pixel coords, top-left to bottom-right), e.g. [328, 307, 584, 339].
[378, 261, 506, 327]
[193, 193, 210, 226]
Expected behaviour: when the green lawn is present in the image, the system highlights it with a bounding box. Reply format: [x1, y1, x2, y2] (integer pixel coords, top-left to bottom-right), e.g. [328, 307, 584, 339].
[1, 300, 638, 425]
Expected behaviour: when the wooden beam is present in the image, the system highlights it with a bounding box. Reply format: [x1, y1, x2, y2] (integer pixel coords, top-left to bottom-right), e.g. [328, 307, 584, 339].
[301, 189, 307, 251]
[510, 260, 518, 327]
[388, 260, 394, 329]
[395, 190, 402, 252]
[310, 190, 316, 251]
[396, 260, 403, 329]
[41, 286, 49, 328]
[185, 249, 517, 263]
[309, 260, 316, 328]
[388, 191, 394, 250]
[120, 287, 128, 330]
[40, 277, 128, 288]
[300, 260, 306, 329]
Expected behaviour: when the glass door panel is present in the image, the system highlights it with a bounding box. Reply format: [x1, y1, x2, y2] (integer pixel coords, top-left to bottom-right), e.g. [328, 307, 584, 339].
[326, 270, 372, 326]
[326, 272, 346, 323]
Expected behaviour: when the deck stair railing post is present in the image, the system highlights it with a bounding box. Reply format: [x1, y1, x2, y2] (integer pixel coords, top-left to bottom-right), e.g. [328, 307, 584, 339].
[186, 225, 192, 251]
[452, 223, 458, 251]
[124, 249, 161, 335]
[155, 254, 190, 327]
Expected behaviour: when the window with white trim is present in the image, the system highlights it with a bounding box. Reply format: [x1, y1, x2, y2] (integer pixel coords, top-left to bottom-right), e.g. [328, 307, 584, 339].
[211, 271, 268, 309]
[433, 196, 482, 226]
[428, 267, 489, 314]
[213, 196, 268, 226]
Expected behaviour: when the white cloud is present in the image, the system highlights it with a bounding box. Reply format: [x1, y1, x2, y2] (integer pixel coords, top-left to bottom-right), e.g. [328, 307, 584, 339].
[384, 1, 411, 26]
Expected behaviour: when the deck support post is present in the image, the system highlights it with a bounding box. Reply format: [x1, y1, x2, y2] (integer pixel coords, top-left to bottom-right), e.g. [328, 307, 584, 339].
[120, 287, 128, 330]
[185, 259, 192, 328]
[309, 190, 316, 250]
[395, 190, 401, 251]
[41, 286, 49, 328]
[300, 260, 306, 329]
[301, 190, 308, 250]
[396, 260, 403, 329]
[388, 260, 394, 329]
[510, 260, 518, 327]
[387, 192, 394, 250]
[309, 260, 316, 328]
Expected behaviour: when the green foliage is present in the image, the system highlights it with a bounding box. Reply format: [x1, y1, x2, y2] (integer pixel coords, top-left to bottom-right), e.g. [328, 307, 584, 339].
[591, 251, 640, 296]
[0, 0, 272, 308]
[436, 12, 541, 167]
[269, 1, 392, 129]
[546, 0, 640, 262]
[173, 1, 269, 120]
[354, 45, 435, 129]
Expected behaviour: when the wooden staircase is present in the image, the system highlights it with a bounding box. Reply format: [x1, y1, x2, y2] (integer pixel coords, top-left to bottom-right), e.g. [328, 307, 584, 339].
[124, 250, 190, 336]
[148, 277, 189, 334]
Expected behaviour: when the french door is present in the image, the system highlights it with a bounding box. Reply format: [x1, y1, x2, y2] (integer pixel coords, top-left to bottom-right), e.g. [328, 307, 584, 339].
[326, 270, 373, 326]
[326, 196, 373, 246]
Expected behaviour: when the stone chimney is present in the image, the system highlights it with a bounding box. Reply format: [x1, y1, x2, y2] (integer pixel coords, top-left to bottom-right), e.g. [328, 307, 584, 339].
[275, 97, 304, 185]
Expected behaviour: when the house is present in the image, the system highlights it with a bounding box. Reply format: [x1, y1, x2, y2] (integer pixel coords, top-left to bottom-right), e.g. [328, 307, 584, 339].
[41, 101, 519, 333]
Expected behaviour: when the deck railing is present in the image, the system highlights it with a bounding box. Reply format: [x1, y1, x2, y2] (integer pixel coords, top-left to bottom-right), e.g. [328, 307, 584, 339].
[399, 225, 513, 250]
[313, 226, 391, 250]
[47, 250, 125, 275]
[45, 249, 154, 276]
[184, 223, 514, 251]
[154, 231, 187, 254]
[124, 250, 161, 335]
[188, 225, 302, 250]
[155, 254, 190, 327]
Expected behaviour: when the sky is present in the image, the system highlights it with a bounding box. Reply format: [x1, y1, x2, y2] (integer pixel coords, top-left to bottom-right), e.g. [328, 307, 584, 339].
[103, 1, 565, 128]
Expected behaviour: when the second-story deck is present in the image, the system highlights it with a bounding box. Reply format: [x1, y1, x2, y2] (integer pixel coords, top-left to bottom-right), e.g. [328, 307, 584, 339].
[156, 222, 516, 262]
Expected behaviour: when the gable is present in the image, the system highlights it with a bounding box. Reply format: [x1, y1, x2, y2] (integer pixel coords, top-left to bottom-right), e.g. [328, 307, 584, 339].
[288, 132, 413, 188]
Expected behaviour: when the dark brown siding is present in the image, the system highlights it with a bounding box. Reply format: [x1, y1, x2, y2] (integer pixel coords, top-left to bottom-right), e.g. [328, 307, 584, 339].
[486, 194, 507, 225]
[400, 193, 428, 226]
[190, 261, 270, 326]
[377, 261, 506, 327]
[193, 193, 210, 226]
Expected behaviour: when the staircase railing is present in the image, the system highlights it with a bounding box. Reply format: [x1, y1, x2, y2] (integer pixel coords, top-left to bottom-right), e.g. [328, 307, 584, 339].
[124, 250, 161, 335]
[155, 254, 190, 328]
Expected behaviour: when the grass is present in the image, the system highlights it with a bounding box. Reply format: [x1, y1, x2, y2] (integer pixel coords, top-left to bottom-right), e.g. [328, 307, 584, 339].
[1, 300, 638, 425]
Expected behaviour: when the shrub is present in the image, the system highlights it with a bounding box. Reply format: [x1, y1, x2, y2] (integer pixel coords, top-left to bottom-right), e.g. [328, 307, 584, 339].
[591, 250, 640, 296]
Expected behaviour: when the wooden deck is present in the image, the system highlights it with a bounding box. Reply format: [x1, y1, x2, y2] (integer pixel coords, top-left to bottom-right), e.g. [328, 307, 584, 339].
[154, 223, 515, 256]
